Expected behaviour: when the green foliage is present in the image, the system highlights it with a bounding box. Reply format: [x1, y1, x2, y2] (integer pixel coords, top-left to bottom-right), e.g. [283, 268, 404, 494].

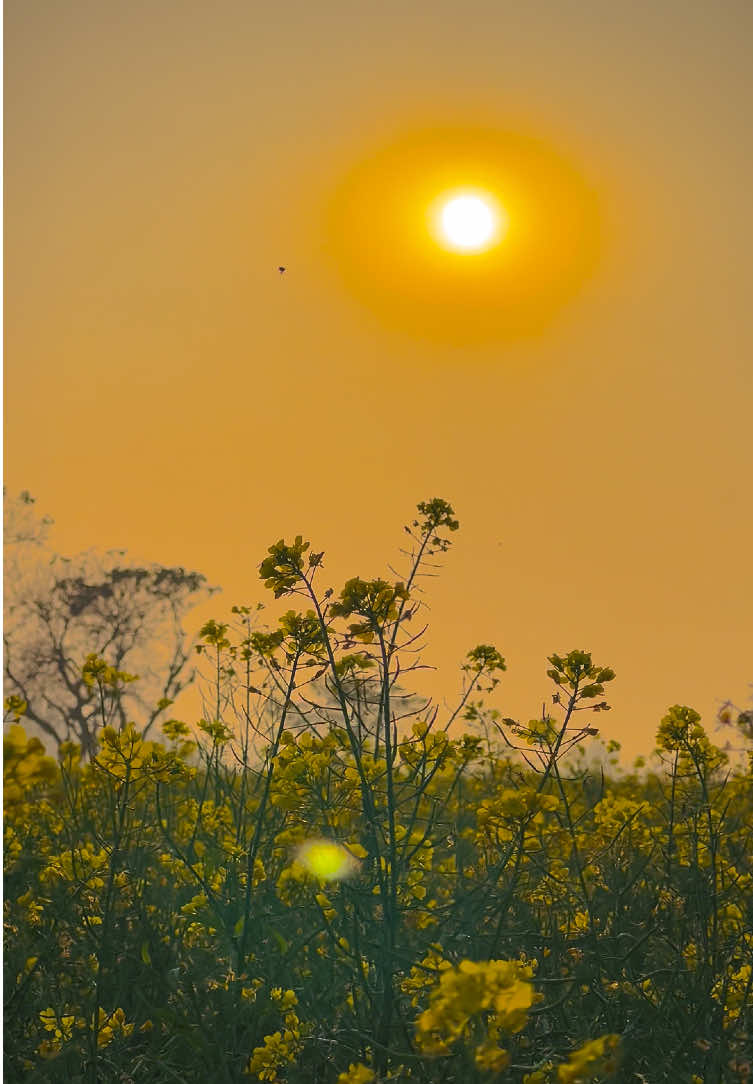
[334, 653, 376, 678]
[4, 694, 28, 721]
[250, 629, 285, 659]
[546, 651, 615, 692]
[278, 610, 326, 657]
[330, 578, 409, 643]
[259, 537, 311, 598]
[464, 645, 507, 674]
[412, 497, 460, 553]
[197, 619, 232, 651]
[4, 497, 752, 1083]
[81, 653, 139, 691]
[546, 651, 616, 714]
[656, 704, 704, 751]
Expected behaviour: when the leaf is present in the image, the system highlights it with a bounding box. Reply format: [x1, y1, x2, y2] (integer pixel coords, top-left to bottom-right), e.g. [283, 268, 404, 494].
[140, 942, 152, 966]
[271, 929, 289, 954]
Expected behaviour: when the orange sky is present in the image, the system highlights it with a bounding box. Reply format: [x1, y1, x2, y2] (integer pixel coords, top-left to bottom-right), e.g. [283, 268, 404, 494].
[4, 1, 752, 765]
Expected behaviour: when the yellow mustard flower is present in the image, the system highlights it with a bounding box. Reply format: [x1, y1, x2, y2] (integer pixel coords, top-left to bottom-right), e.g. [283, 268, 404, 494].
[557, 1034, 620, 1082]
[337, 1064, 376, 1084]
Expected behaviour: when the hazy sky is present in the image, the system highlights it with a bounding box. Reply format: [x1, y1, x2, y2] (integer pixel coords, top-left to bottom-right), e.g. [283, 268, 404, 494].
[5, 1, 752, 764]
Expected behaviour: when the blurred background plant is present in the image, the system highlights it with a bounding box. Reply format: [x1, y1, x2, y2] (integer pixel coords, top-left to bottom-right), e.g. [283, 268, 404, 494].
[4, 488, 217, 759]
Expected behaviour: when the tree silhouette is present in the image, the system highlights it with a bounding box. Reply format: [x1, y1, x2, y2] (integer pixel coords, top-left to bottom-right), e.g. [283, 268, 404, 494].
[3, 489, 217, 758]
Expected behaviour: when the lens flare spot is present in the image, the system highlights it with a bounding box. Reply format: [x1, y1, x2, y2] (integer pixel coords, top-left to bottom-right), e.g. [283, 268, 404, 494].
[296, 840, 357, 881]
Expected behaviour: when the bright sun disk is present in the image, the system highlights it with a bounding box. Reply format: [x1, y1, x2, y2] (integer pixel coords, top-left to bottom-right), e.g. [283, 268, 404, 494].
[437, 192, 505, 251]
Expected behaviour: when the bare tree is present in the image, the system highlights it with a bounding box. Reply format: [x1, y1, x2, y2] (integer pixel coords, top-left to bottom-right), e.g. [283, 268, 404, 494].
[3, 489, 218, 758]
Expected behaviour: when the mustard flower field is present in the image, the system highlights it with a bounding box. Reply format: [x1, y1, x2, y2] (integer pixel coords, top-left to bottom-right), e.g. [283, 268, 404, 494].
[4, 500, 752, 1082]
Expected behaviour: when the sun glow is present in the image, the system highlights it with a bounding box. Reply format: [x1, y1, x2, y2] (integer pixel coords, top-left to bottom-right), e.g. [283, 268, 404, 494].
[322, 123, 602, 345]
[436, 191, 507, 251]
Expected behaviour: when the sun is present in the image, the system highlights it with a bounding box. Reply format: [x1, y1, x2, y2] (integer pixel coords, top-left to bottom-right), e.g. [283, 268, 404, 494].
[435, 190, 507, 252]
[321, 123, 603, 344]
